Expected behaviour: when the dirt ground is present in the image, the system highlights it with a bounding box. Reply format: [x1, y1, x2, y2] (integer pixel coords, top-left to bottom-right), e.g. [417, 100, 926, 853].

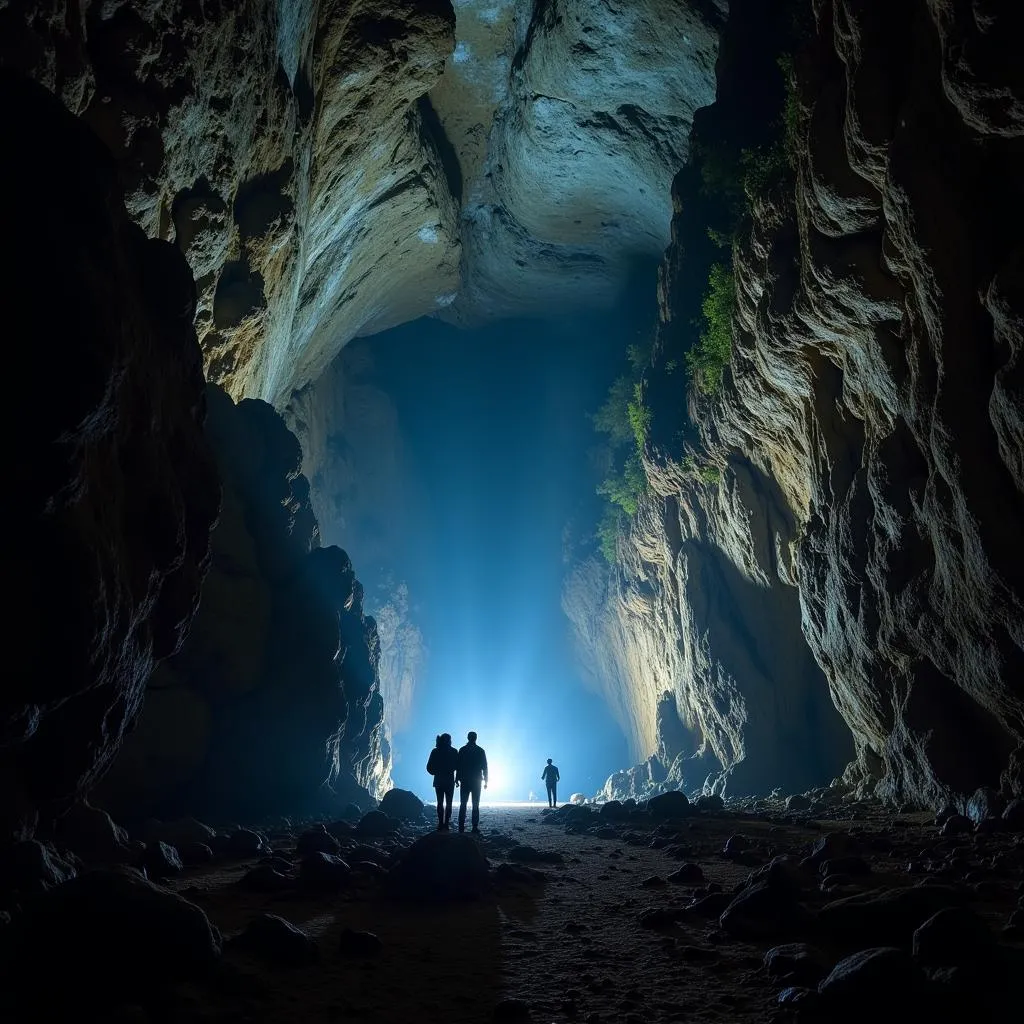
[101, 803, 1023, 1023]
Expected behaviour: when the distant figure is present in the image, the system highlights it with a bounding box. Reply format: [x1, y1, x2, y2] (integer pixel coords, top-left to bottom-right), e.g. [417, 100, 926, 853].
[426, 733, 458, 830]
[542, 758, 560, 807]
[456, 731, 489, 833]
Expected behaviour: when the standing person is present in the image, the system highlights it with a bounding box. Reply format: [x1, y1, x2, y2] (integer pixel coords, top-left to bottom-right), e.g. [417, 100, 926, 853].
[426, 733, 458, 830]
[456, 731, 488, 833]
[541, 758, 560, 807]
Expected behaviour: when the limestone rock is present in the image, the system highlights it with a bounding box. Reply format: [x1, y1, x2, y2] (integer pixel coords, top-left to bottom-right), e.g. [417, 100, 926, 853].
[1, 71, 218, 840]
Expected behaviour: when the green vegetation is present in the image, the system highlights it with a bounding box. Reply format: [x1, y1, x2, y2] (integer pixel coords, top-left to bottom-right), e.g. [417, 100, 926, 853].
[687, 263, 736, 396]
[683, 455, 722, 486]
[591, 339, 655, 561]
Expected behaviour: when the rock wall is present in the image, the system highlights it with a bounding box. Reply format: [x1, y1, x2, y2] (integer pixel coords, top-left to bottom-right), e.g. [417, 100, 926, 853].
[1, 0, 722, 408]
[572, 0, 1024, 808]
[285, 343, 426, 750]
[2, 71, 220, 839]
[96, 385, 391, 822]
[0, 0, 460, 407]
[433, 0, 722, 325]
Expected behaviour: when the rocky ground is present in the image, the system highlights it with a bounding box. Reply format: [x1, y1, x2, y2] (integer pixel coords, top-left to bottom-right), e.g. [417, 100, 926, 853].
[2, 794, 1023, 1023]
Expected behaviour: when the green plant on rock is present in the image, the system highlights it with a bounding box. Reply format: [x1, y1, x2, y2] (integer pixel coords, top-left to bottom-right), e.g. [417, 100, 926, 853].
[598, 451, 647, 518]
[686, 262, 736, 396]
[627, 382, 652, 451]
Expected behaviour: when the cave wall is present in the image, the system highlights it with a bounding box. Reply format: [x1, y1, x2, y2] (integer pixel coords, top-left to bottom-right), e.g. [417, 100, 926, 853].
[96, 385, 392, 821]
[1, 0, 723, 409]
[0, 0, 460, 407]
[2, 71, 220, 839]
[572, 0, 1024, 807]
[284, 343, 426, 751]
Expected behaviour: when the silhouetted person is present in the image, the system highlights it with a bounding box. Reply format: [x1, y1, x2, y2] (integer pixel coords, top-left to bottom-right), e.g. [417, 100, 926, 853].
[542, 758, 560, 807]
[427, 732, 458, 829]
[456, 731, 488, 833]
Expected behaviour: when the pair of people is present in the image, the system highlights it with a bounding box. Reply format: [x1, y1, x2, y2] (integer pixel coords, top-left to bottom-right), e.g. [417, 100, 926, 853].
[426, 731, 488, 833]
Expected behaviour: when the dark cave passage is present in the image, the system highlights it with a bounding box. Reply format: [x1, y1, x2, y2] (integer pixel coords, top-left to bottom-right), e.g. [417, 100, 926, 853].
[3, 0, 1024, 1021]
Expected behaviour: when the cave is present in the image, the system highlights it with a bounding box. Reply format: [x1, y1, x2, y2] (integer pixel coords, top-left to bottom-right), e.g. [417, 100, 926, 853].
[2, 0, 1023, 1020]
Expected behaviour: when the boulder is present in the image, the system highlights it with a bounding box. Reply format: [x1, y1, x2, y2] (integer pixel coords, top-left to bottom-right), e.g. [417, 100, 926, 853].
[387, 833, 489, 902]
[647, 791, 691, 819]
[0, 841, 76, 896]
[55, 803, 131, 865]
[338, 927, 383, 956]
[817, 947, 926, 1017]
[299, 853, 351, 891]
[356, 811, 397, 837]
[719, 880, 810, 940]
[142, 841, 183, 879]
[377, 789, 424, 822]
[229, 913, 318, 967]
[8, 868, 221, 998]
[966, 787, 1004, 825]
[599, 801, 629, 820]
[296, 827, 341, 855]
[912, 907, 993, 967]
[819, 884, 965, 950]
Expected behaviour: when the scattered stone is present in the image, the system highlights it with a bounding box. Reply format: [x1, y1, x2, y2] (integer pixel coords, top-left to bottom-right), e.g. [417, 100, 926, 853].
[296, 827, 340, 856]
[723, 834, 750, 857]
[8, 868, 221, 994]
[934, 804, 957, 827]
[600, 801, 629, 820]
[913, 907, 993, 966]
[966, 787, 1004, 826]
[495, 862, 546, 884]
[387, 833, 489, 901]
[299, 852, 351, 891]
[687, 891, 733, 917]
[338, 927, 383, 957]
[777, 986, 818, 1009]
[142, 841, 183, 879]
[179, 842, 214, 866]
[819, 884, 965, 949]
[695, 794, 724, 812]
[821, 856, 872, 877]
[719, 881, 809, 940]
[508, 845, 564, 866]
[667, 862, 704, 884]
[355, 810, 397, 838]
[378, 788, 425, 822]
[326, 820, 355, 839]
[764, 943, 829, 986]
[817, 947, 926, 1015]
[229, 913, 318, 967]
[809, 832, 856, 868]
[140, 817, 216, 849]
[239, 865, 292, 892]
[225, 829, 265, 857]
[0, 840, 76, 895]
[786, 794, 812, 811]
[647, 791, 690, 819]
[940, 815, 973, 838]
[56, 802, 131, 865]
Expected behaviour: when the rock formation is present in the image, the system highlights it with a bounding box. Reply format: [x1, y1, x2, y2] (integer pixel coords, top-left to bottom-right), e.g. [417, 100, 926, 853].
[1, 0, 722, 407]
[2, 70, 220, 840]
[97, 385, 391, 821]
[572, 0, 1024, 809]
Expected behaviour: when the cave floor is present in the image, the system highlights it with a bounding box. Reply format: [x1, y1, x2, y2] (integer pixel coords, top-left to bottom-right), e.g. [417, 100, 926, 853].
[145, 804, 1020, 1023]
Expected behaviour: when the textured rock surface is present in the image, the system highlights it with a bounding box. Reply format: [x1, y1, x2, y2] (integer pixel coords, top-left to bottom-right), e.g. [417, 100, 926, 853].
[285, 342, 426, 746]
[2, 71, 219, 839]
[571, 0, 1024, 806]
[1, 0, 721, 406]
[0, 0, 460, 406]
[96, 386, 391, 821]
[433, 0, 721, 325]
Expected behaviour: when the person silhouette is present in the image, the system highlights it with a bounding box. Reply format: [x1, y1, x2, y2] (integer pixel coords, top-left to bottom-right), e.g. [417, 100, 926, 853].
[426, 733, 458, 830]
[541, 758, 560, 807]
[456, 731, 489, 833]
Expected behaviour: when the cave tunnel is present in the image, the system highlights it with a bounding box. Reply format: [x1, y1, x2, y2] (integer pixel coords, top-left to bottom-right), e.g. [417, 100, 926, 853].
[2, 0, 1023, 1020]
